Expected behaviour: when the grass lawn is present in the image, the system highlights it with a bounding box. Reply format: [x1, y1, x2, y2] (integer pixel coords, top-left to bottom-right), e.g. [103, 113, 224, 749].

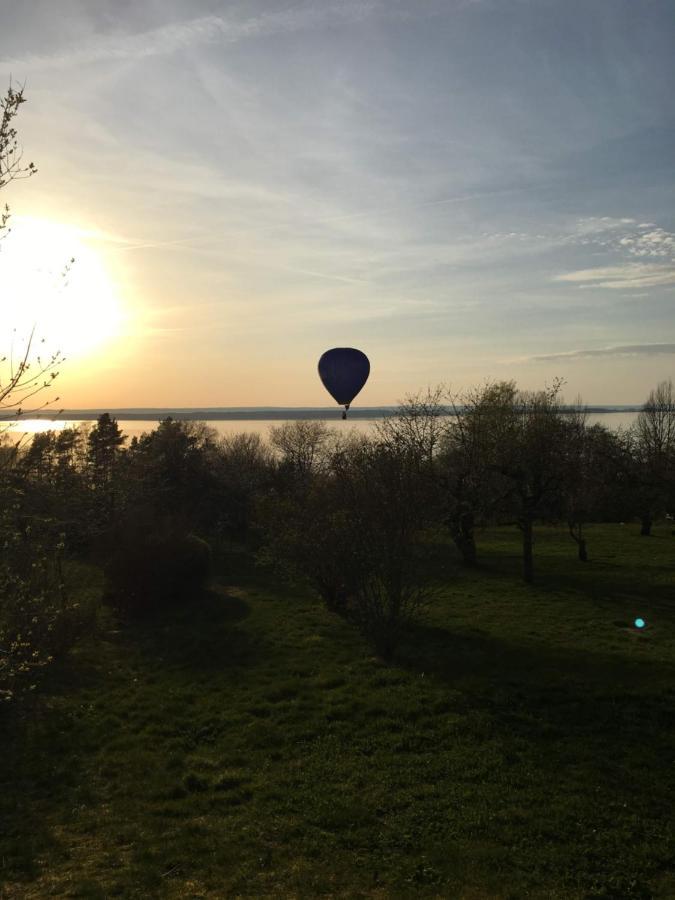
[1, 524, 674, 898]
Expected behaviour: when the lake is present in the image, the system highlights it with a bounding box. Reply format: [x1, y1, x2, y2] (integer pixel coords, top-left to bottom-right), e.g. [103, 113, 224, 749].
[2, 411, 639, 442]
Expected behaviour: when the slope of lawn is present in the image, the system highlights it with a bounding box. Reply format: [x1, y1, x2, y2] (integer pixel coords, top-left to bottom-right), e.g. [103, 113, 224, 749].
[1, 524, 674, 898]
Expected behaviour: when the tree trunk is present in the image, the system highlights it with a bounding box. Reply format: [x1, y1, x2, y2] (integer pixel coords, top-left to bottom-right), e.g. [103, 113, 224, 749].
[640, 515, 652, 537]
[452, 511, 477, 566]
[321, 582, 350, 618]
[569, 521, 588, 562]
[522, 515, 534, 584]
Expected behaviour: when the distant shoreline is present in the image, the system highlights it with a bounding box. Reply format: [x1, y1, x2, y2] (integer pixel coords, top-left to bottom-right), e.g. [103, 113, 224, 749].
[5, 405, 644, 422]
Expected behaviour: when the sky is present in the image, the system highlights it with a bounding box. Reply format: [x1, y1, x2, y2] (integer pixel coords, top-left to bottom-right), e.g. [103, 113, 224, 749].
[1, 0, 673, 408]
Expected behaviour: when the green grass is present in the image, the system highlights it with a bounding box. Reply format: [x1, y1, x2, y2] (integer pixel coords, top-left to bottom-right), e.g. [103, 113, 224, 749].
[1, 524, 674, 898]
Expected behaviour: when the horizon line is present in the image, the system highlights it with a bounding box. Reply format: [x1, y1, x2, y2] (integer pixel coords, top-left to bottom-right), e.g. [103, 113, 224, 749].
[5, 404, 645, 423]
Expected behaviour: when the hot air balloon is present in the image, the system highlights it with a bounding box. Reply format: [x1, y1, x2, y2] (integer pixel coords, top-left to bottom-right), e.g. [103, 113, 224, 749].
[318, 348, 370, 419]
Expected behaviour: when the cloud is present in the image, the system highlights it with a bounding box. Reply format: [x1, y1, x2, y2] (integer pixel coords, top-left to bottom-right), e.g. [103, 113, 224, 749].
[613, 227, 675, 259]
[574, 216, 636, 235]
[570, 218, 675, 260]
[0, 3, 384, 70]
[555, 263, 675, 290]
[530, 344, 675, 362]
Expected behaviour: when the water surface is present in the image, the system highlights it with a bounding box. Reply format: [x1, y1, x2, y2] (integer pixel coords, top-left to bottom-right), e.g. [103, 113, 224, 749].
[3, 411, 639, 443]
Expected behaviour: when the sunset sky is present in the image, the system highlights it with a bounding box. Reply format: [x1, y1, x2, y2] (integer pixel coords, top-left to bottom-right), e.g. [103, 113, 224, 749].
[1, 0, 673, 408]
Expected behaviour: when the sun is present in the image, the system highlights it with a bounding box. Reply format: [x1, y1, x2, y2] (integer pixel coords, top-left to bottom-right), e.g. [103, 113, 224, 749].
[0, 216, 124, 357]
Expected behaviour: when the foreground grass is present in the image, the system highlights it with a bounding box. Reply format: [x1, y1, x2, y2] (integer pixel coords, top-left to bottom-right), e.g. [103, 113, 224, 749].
[1, 524, 674, 898]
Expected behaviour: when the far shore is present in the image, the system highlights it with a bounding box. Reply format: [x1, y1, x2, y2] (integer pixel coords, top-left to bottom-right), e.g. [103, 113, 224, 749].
[6, 405, 645, 422]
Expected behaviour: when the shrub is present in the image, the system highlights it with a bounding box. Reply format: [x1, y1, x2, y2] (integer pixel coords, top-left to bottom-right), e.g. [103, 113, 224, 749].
[103, 516, 212, 615]
[0, 501, 95, 705]
[255, 481, 370, 619]
[257, 439, 436, 660]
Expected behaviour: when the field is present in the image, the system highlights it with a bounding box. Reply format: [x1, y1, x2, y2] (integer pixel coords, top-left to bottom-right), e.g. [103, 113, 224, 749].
[2, 525, 674, 898]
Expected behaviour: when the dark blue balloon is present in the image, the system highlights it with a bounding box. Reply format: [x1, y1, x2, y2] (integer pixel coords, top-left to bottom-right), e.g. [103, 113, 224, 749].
[318, 348, 370, 409]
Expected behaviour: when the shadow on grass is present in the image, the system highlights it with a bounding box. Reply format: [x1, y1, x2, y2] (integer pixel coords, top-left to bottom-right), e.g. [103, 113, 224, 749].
[535, 569, 675, 612]
[401, 616, 675, 679]
[397, 621, 675, 760]
[203, 583, 252, 623]
[0, 706, 88, 885]
[441, 530, 675, 612]
[125, 584, 259, 672]
[1, 582, 259, 887]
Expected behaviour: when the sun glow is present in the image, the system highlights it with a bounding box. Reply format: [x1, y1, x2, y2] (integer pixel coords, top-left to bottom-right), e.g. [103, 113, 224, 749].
[0, 217, 124, 357]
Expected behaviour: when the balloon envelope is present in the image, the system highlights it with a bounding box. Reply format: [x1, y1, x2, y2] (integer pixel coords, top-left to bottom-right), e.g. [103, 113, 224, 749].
[318, 347, 370, 407]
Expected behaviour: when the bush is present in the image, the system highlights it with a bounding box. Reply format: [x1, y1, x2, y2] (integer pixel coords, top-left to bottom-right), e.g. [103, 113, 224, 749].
[257, 439, 436, 660]
[103, 516, 212, 615]
[255, 481, 370, 619]
[0, 502, 96, 705]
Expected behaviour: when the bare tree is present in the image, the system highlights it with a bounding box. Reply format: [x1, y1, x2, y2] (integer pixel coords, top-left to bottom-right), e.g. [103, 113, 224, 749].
[636, 379, 675, 454]
[0, 328, 63, 424]
[1, 81, 37, 233]
[631, 379, 675, 535]
[558, 399, 591, 561]
[475, 379, 571, 583]
[215, 432, 274, 537]
[258, 434, 436, 660]
[440, 382, 517, 566]
[269, 420, 332, 484]
[376, 386, 448, 469]
[256, 468, 370, 618]
[332, 440, 437, 659]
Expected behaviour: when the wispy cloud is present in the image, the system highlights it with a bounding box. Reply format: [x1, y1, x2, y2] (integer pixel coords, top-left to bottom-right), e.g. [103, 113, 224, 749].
[573, 216, 638, 236]
[0, 3, 387, 71]
[530, 344, 675, 362]
[555, 263, 675, 290]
